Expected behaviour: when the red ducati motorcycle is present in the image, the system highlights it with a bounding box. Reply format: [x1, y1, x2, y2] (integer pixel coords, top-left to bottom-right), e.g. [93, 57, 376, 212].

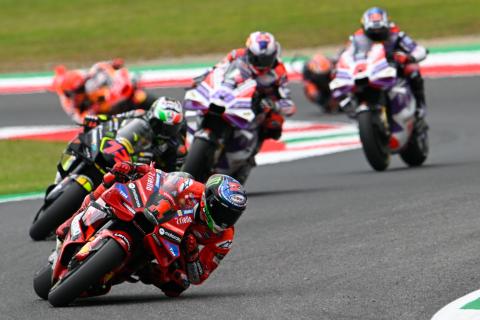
[33, 165, 194, 307]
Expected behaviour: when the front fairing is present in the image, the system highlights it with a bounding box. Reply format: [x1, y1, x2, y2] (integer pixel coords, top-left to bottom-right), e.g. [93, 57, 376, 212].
[330, 43, 397, 99]
[184, 63, 259, 130]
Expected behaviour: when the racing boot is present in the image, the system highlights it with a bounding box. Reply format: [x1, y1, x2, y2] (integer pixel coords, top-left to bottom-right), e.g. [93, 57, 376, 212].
[233, 156, 256, 185]
[159, 270, 190, 297]
[409, 73, 428, 134]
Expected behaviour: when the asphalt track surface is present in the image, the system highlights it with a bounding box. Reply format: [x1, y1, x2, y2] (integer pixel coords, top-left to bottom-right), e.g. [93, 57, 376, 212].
[1, 78, 480, 320]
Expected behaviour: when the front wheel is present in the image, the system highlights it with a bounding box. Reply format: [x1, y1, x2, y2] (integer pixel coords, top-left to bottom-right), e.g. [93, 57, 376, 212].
[181, 138, 216, 182]
[33, 264, 53, 300]
[47, 239, 125, 307]
[357, 111, 390, 171]
[30, 181, 89, 241]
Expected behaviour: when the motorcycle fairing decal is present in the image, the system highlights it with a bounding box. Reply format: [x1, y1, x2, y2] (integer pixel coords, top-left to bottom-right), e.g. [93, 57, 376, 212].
[100, 138, 130, 162]
[59, 153, 77, 172]
[127, 183, 143, 208]
[154, 172, 161, 192]
[158, 227, 182, 244]
[162, 239, 180, 258]
[115, 184, 130, 201]
[75, 175, 94, 193]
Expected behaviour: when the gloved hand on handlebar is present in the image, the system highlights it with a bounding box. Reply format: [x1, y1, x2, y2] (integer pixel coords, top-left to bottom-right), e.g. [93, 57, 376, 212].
[262, 111, 284, 140]
[83, 115, 100, 129]
[104, 161, 150, 185]
[393, 52, 410, 65]
[83, 114, 111, 129]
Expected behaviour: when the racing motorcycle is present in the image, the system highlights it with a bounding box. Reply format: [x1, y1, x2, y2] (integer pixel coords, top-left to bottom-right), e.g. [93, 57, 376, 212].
[33, 165, 194, 307]
[302, 53, 339, 113]
[29, 118, 152, 241]
[182, 60, 269, 183]
[330, 43, 428, 171]
[53, 62, 155, 123]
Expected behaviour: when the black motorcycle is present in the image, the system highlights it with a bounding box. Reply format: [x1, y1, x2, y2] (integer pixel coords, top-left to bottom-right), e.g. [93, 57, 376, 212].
[29, 118, 152, 240]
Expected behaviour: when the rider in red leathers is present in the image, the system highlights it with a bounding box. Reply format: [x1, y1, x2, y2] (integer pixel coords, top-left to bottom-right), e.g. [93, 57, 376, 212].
[57, 161, 247, 297]
[346, 7, 428, 128]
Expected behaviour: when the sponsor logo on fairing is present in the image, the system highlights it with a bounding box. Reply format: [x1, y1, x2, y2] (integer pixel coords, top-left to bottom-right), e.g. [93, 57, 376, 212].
[146, 172, 155, 191]
[129, 188, 142, 208]
[155, 173, 161, 190]
[114, 233, 131, 251]
[163, 241, 180, 257]
[159, 228, 181, 243]
[116, 184, 130, 200]
[175, 215, 193, 225]
[123, 202, 136, 214]
[216, 240, 232, 249]
[128, 183, 136, 189]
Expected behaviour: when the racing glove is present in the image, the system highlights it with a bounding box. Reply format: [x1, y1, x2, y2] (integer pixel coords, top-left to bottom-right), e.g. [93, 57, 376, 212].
[262, 111, 285, 140]
[393, 52, 411, 65]
[83, 114, 111, 129]
[106, 161, 150, 184]
[83, 115, 100, 129]
[183, 234, 205, 284]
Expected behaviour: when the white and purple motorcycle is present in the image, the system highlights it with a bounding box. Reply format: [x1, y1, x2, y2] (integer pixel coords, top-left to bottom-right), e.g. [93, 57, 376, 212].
[330, 43, 428, 171]
[182, 61, 269, 182]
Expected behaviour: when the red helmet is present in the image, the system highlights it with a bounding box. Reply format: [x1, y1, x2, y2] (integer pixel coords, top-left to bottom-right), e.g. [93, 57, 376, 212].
[60, 70, 86, 97]
[307, 54, 333, 75]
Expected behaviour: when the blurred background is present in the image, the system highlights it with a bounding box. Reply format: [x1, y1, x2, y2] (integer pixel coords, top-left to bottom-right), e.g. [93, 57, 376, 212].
[2, 1, 480, 319]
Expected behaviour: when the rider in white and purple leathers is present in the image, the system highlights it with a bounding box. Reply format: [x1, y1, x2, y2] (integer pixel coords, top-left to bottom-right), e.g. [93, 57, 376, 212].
[347, 7, 428, 128]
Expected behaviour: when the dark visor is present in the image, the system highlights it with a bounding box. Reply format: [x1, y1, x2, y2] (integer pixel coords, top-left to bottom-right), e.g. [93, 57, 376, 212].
[247, 50, 275, 69]
[206, 196, 242, 228]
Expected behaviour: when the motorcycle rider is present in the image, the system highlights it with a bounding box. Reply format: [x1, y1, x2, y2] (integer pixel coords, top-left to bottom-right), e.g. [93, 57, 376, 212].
[83, 96, 187, 172]
[56, 161, 247, 298]
[193, 31, 296, 181]
[302, 53, 338, 112]
[54, 59, 155, 123]
[345, 7, 428, 126]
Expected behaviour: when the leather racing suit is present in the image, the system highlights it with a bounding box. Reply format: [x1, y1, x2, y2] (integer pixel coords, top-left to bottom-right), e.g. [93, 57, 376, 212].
[348, 24, 428, 117]
[57, 163, 234, 297]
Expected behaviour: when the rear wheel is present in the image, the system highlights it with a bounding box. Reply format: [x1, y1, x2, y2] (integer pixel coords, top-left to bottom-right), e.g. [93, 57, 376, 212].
[181, 138, 216, 182]
[30, 181, 88, 241]
[47, 239, 125, 307]
[357, 111, 390, 171]
[33, 264, 53, 300]
[400, 124, 429, 167]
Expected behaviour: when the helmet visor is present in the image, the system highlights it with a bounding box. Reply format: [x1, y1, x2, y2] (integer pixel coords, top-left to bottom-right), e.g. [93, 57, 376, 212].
[366, 27, 389, 41]
[150, 118, 181, 138]
[247, 50, 276, 69]
[205, 195, 242, 230]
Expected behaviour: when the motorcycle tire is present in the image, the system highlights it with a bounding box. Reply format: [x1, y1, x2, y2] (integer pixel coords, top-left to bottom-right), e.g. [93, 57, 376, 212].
[400, 127, 428, 167]
[47, 239, 125, 307]
[357, 111, 390, 171]
[181, 138, 215, 182]
[29, 181, 88, 241]
[33, 264, 53, 300]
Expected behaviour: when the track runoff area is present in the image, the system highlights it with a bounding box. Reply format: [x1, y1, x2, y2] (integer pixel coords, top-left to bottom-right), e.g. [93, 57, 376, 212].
[2, 45, 480, 319]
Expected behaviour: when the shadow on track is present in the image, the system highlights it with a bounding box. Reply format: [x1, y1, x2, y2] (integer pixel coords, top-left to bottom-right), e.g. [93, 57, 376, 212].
[65, 288, 256, 307]
[336, 161, 469, 176]
[247, 186, 343, 198]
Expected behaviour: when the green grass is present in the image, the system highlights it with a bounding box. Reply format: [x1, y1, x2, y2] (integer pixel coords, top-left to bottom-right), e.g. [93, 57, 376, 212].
[0, 140, 65, 195]
[0, 0, 479, 72]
